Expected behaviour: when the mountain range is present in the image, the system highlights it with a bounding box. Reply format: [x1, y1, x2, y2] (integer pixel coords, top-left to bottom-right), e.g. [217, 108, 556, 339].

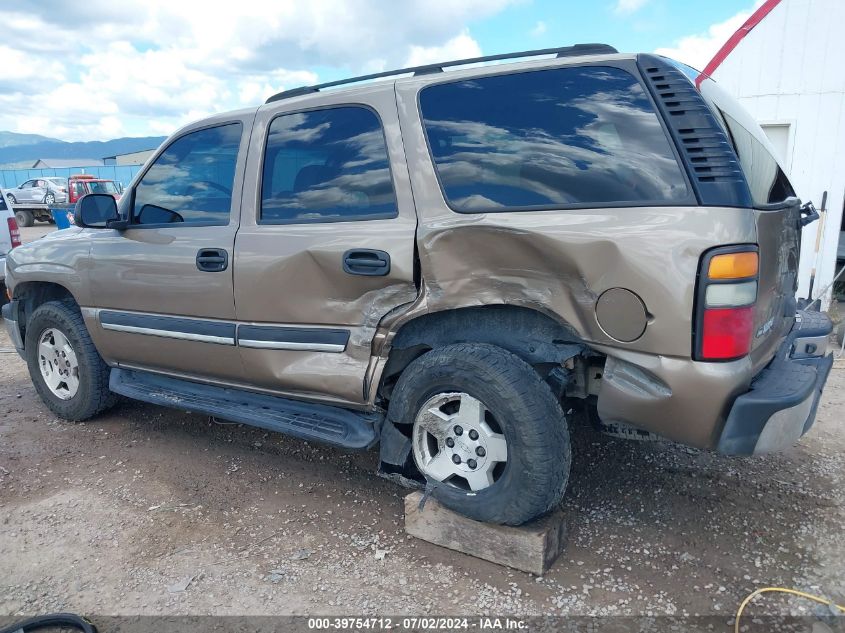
[0, 131, 167, 168]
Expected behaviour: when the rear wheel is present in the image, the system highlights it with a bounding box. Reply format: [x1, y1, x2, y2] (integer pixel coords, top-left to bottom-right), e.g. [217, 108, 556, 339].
[388, 343, 570, 525]
[25, 300, 117, 421]
[7, 193, 16, 205]
[44, 192, 55, 205]
[15, 209, 34, 227]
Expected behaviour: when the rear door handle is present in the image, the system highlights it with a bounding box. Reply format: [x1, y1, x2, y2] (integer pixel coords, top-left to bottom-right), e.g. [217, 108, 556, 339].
[196, 248, 228, 272]
[343, 249, 390, 276]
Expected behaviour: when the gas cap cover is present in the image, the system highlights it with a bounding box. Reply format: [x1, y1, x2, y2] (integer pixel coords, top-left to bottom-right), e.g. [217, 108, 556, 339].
[595, 288, 648, 342]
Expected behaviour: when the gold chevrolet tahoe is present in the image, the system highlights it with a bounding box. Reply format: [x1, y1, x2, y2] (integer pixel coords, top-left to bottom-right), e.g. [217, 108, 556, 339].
[2, 45, 834, 525]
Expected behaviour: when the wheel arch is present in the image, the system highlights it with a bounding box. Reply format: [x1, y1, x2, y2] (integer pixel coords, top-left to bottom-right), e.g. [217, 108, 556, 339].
[377, 304, 587, 401]
[11, 281, 79, 349]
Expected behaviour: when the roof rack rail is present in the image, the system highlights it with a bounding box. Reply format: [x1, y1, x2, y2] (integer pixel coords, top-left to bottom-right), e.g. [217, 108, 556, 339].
[265, 43, 618, 104]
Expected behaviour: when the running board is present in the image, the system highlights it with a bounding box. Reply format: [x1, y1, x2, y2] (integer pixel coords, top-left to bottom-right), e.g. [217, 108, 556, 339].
[109, 368, 381, 449]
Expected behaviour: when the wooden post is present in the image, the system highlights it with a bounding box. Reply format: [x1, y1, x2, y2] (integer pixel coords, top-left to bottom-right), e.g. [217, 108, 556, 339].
[404, 491, 568, 575]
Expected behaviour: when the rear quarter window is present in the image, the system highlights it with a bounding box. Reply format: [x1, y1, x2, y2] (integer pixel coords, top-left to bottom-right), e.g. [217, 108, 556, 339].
[718, 111, 795, 206]
[697, 77, 796, 207]
[419, 65, 690, 212]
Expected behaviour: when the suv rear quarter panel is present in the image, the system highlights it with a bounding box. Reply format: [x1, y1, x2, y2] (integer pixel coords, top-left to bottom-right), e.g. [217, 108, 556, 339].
[394, 60, 758, 360]
[393, 57, 761, 448]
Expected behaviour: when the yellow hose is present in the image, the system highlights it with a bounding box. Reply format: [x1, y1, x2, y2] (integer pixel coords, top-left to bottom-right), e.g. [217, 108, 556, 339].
[735, 587, 845, 633]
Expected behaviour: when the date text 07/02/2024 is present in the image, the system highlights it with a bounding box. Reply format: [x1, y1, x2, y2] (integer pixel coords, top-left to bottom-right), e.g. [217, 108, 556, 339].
[307, 617, 527, 630]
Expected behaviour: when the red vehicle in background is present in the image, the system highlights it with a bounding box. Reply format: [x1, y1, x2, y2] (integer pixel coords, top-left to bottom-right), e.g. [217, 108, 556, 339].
[67, 174, 121, 205]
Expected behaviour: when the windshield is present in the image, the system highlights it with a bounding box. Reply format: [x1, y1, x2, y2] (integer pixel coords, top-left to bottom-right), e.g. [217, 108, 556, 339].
[86, 180, 118, 194]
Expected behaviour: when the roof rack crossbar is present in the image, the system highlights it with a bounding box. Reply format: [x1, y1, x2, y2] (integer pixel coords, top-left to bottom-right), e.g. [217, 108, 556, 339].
[265, 43, 618, 103]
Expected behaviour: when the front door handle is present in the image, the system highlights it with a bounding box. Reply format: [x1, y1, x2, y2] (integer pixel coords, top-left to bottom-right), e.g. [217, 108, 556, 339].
[196, 248, 228, 272]
[343, 249, 390, 276]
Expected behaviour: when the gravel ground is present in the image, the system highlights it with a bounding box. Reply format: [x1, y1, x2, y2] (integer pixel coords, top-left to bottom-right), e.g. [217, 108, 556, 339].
[2, 226, 844, 622]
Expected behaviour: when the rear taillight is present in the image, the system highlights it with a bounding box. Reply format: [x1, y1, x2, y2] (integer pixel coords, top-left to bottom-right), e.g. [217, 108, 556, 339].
[7, 217, 20, 248]
[694, 246, 759, 361]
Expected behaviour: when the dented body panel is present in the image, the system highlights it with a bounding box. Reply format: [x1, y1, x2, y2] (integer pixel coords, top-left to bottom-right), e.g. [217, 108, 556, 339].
[232, 83, 418, 405]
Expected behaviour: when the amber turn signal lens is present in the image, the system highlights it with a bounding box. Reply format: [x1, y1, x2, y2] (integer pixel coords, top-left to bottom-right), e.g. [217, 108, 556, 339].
[708, 251, 758, 280]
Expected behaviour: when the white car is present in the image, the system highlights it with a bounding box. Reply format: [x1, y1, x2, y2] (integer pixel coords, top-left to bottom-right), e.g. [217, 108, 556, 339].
[0, 190, 22, 303]
[5, 177, 67, 205]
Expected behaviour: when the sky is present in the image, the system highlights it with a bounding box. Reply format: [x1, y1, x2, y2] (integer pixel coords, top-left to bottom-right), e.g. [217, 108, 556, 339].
[0, 0, 764, 142]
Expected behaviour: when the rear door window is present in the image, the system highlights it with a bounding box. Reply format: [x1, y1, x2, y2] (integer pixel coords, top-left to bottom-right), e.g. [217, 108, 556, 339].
[260, 106, 397, 224]
[419, 66, 690, 212]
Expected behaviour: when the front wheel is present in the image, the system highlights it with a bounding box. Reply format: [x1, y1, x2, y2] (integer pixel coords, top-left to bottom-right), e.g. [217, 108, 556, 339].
[388, 343, 571, 526]
[25, 300, 117, 421]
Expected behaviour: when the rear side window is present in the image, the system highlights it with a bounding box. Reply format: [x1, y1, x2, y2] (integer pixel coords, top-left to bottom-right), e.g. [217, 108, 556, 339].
[419, 66, 689, 212]
[261, 106, 397, 223]
[133, 122, 242, 226]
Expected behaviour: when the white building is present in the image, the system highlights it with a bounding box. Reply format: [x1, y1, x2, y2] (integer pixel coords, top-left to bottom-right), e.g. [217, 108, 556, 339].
[706, 0, 845, 306]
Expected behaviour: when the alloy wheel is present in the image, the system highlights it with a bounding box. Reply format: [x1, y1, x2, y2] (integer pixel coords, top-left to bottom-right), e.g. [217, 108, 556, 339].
[37, 327, 80, 400]
[412, 392, 508, 491]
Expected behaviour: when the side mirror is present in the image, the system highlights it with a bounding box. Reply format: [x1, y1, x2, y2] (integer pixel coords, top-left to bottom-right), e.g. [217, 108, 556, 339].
[74, 193, 125, 229]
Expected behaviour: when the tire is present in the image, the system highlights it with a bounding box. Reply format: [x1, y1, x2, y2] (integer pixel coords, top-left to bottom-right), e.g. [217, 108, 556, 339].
[7, 193, 17, 205]
[44, 192, 55, 205]
[25, 299, 117, 421]
[387, 343, 570, 525]
[15, 209, 34, 227]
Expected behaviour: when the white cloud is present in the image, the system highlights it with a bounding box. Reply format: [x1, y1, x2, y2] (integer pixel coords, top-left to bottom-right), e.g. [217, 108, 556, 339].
[0, 0, 517, 141]
[655, 1, 765, 71]
[405, 30, 482, 67]
[530, 21, 547, 37]
[613, 0, 650, 16]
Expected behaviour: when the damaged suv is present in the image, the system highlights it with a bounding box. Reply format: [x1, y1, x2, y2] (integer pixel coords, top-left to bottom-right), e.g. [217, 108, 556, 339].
[3, 45, 833, 525]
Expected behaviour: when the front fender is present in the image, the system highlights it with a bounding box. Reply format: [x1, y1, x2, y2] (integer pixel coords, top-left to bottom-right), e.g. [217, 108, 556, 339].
[6, 229, 92, 305]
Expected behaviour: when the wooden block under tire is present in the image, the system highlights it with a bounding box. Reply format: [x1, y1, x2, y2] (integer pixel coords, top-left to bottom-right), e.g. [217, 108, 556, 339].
[404, 491, 568, 575]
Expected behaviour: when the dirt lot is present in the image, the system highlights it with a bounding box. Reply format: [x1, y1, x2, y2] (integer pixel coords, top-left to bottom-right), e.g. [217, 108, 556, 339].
[2, 224, 844, 621]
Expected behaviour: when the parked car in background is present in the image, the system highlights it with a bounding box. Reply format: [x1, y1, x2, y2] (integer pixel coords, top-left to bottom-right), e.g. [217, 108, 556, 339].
[7, 175, 122, 227]
[6, 178, 67, 227]
[5, 178, 67, 206]
[44, 177, 69, 203]
[6, 179, 48, 206]
[0, 190, 21, 305]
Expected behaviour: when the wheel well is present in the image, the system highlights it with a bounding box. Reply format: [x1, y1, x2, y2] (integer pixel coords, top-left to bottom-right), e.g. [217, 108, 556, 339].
[378, 305, 587, 400]
[12, 282, 77, 344]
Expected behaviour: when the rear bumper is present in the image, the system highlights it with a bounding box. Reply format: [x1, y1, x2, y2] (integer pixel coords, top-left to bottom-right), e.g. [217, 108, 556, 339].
[717, 310, 834, 454]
